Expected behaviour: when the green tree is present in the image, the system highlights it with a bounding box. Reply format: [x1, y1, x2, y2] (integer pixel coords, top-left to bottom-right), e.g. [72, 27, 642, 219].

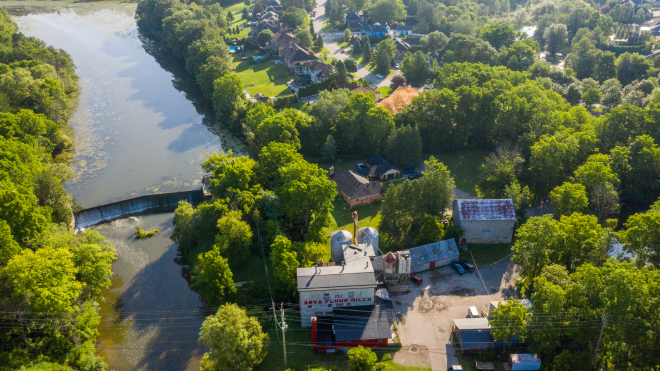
[415, 214, 445, 246]
[197, 56, 231, 95]
[369, 0, 406, 24]
[528, 131, 580, 196]
[270, 235, 299, 295]
[281, 7, 310, 29]
[344, 58, 358, 73]
[347, 345, 377, 371]
[511, 215, 560, 287]
[385, 125, 422, 169]
[478, 143, 524, 198]
[202, 151, 256, 198]
[549, 182, 589, 217]
[69, 241, 116, 302]
[621, 209, 660, 268]
[295, 27, 313, 48]
[242, 7, 249, 20]
[375, 38, 395, 75]
[215, 210, 253, 257]
[0, 220, 21, 266]
[193, 246, 236, 306]
[363, 106, 395, 153]
[582, 87, 601, 109]
[480, 22, 516, 49]
[573, 154, 618, 196]
[334, 60, 349, 84]
[0, 180, 51, 243]
[198, 303, 268, 371]
[322, 134, 337, 161]
[426, 31, 448, 52]
[256, 142, 303, 188]
[257, 29, 274, 46]
[212, 74, 244, 123]
[314, 34, 324, 49]
[362, 39, 372, 63]
[253, 114, 301, 156]
[543, 23, 568, 60]
[616, 52, 650, 86]
[600, 78, 622, 108]
[401, 51, 430, 84]
[490, 299, 529, 344]
[353, 37, 363, 53]
[277, 160, 336, 240]
[5, 247, 82, 313]
[343, 28, 351, 43]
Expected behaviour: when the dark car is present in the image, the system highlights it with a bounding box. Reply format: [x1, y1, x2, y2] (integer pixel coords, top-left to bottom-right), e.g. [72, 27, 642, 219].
[410, 274, 423, 285]
[402, 168, 415, 175]
[451, 262, 465, 274]
[459, 260, 475, 272]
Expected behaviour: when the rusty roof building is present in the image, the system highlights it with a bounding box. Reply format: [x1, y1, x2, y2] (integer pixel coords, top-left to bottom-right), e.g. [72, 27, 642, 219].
[453, 199, 516, 244]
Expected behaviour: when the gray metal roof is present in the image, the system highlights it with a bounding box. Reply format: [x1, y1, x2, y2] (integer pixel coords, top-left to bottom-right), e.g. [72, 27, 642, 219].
[453, 318, 490, 330]
[455, 199, 516, 221]
[333, 305, 393, 342]
[343, 241, 377, 265]
[408, 239, 459, 266]
[297, 262, 376, 291]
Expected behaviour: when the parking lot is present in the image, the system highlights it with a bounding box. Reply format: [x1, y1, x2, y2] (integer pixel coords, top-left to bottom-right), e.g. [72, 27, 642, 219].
[391, 255, 522, 370]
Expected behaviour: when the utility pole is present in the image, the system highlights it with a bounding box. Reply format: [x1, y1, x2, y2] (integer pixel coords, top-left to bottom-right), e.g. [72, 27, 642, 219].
[281, 303, 288, 369]
[593, 312, 607, 364]
[18, 312, 27, 345]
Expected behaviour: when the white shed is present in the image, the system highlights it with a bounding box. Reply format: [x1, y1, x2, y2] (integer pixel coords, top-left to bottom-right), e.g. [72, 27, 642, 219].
[453, 199, 516, 244]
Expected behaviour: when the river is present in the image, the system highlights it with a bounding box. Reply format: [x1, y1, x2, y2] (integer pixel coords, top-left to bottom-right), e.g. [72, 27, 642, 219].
[12, 4, 221, 370]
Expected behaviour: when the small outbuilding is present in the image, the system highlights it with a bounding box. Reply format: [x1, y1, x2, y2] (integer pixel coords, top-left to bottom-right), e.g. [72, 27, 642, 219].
[452, 199, 516, 244]
[453, 318, 501, 355]
[508, 354, 541, 370]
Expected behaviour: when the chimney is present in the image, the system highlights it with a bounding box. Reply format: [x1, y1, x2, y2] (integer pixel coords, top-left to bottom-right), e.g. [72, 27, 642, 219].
[352, 211, 359, 245]
[328, 166, 334, 176]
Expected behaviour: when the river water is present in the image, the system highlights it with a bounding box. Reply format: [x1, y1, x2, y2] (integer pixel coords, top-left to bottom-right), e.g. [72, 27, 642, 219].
[13, 5, 221, 370]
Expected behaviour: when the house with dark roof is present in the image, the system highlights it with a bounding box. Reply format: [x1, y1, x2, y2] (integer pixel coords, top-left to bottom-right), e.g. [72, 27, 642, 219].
[295, 60, 334, 86]
[259, 11, 278, 21]
[268, 32, 295, 52]
[357, 155, 400, 181]
[393, 37, 412, 62]
[265, 0, 283, 14]
[312, 304, 393, 353]
[392, 24, 413, 36]
[453, 318, 502, 355]
[363, 22, 390, 37]
[452, 199, 516, 244]
[346, 11, 368, 32]
[279, 43, 319, 71]
[329, 168, 383, 208]
[254, 19, 280, 37]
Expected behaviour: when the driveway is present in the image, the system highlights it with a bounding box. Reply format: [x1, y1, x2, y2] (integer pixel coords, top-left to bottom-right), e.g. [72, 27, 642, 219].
[392, 256, 521, 370]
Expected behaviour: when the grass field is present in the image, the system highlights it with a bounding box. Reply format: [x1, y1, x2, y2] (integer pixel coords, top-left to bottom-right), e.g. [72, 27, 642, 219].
[377, 86, 392, 99]
[425, 149, 488, 196]
[231, 53, 292, 97]
[461, 243, 513, 266]
[225, 2, 251, 38]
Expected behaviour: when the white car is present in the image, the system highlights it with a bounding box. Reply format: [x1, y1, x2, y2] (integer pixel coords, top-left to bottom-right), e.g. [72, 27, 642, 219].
[424, 84, 434, 89]
[395, 63, 400, 68]
[375, 74, 383, 79]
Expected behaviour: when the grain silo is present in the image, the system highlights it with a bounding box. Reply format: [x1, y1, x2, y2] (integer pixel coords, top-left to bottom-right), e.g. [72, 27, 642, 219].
[358, 227, 379, 253]
[330, 230, 352, 263]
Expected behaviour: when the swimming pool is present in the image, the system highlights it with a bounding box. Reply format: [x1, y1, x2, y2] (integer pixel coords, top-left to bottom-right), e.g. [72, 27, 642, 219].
[229, 46, 239, 53]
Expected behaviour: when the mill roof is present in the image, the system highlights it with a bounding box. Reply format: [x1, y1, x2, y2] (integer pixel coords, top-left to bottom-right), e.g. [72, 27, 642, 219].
[333, 305, 393, 341]
[454, 199, 516, 221]
[407, 239, 459, 267]
[330, 171, 383, 200]
[297, 261, 376, 291]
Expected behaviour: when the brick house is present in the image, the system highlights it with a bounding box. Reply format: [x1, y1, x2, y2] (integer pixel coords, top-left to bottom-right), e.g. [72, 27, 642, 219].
[329, 169, 383, 208]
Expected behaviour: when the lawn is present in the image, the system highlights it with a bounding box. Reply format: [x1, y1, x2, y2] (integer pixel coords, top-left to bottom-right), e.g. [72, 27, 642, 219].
[232, 53, 293, 97]
[377, 86, 392, 99]
[225, 2, 251, 38]
[424, 149, 489, 196]
[460, 243, 513, 266]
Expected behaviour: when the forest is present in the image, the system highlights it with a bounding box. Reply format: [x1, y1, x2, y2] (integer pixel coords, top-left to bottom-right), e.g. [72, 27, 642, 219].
[0, 8, 116, 371]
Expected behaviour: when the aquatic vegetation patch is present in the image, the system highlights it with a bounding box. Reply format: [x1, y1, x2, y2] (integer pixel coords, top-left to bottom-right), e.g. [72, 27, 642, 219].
[134, 225, 159, 239]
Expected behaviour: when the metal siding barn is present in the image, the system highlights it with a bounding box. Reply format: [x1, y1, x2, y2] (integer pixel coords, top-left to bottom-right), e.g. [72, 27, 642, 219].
[407, 239, 460, 273]
[453, 199, 516, 244]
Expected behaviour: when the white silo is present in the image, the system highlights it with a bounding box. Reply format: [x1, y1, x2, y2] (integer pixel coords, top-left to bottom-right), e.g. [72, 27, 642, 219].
[330, 230, 352, 263]
[358, 227, 379, 253]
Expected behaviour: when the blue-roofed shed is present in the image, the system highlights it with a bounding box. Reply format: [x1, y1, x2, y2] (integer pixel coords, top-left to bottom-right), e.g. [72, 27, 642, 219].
[407, 238, 460, 273]
[453, 318, 502, 354]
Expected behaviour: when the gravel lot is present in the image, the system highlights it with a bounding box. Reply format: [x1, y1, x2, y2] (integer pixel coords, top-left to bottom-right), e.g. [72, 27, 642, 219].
[391, 256, 522, 370]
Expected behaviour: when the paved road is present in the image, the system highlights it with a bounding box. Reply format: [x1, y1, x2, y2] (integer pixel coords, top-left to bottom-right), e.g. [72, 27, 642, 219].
[311, 0, 401, 90]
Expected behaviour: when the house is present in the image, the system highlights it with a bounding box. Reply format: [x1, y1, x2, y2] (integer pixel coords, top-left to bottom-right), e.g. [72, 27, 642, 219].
[508, 354, 541, 370]
[453, 318, 501, 354]
[357, 154, 400, 181]
[452, 199, 516, 244]
[280, 43, 319, 70]
[363, 22, 390, 37]
[254, 19, 280, 37]
[391, 24, 413, 36]
[407, 239, 460, 273]
[393, 38, 411, 62]
[376, 85, 419, 115]
[265, 0, 282, 14]
[329, 169, 383, 208]
[253, 93, 268, 102]
[259, 11, 278, 21]
[312, 304, 393, 353]
[295, 60, 334, 86]
[346, 10, 368, 32]
[268, 32, 295, 52]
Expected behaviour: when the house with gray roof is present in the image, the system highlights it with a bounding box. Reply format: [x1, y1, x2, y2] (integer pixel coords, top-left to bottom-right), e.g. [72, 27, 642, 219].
[453, 318, 502, 354]
[357, 154, 400, 181]
[346, 10, 368, 32]
[279, 43, 319, 71]
[329, 168, 383, 208]
[392, 24, 413, 36]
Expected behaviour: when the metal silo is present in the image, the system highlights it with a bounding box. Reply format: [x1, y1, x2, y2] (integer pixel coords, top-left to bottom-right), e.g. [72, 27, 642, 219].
[358, 227, 379, 253]
[330, 230, 352, 263]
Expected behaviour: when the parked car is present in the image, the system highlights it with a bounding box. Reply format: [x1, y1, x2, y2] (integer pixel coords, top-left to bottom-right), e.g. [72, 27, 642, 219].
[375, 74, 383, 78]
[395, 63, 400, 68]
[402, 168, 415, 175]
[410, 274, 423, 285]
[451, 262, 465, 274]
[467, 306, 479, 318]
[356, 163, 367, 169]
[448, 365, 463, 371]
[424, 84, 434, 89]
[459, 260, 475, 272]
